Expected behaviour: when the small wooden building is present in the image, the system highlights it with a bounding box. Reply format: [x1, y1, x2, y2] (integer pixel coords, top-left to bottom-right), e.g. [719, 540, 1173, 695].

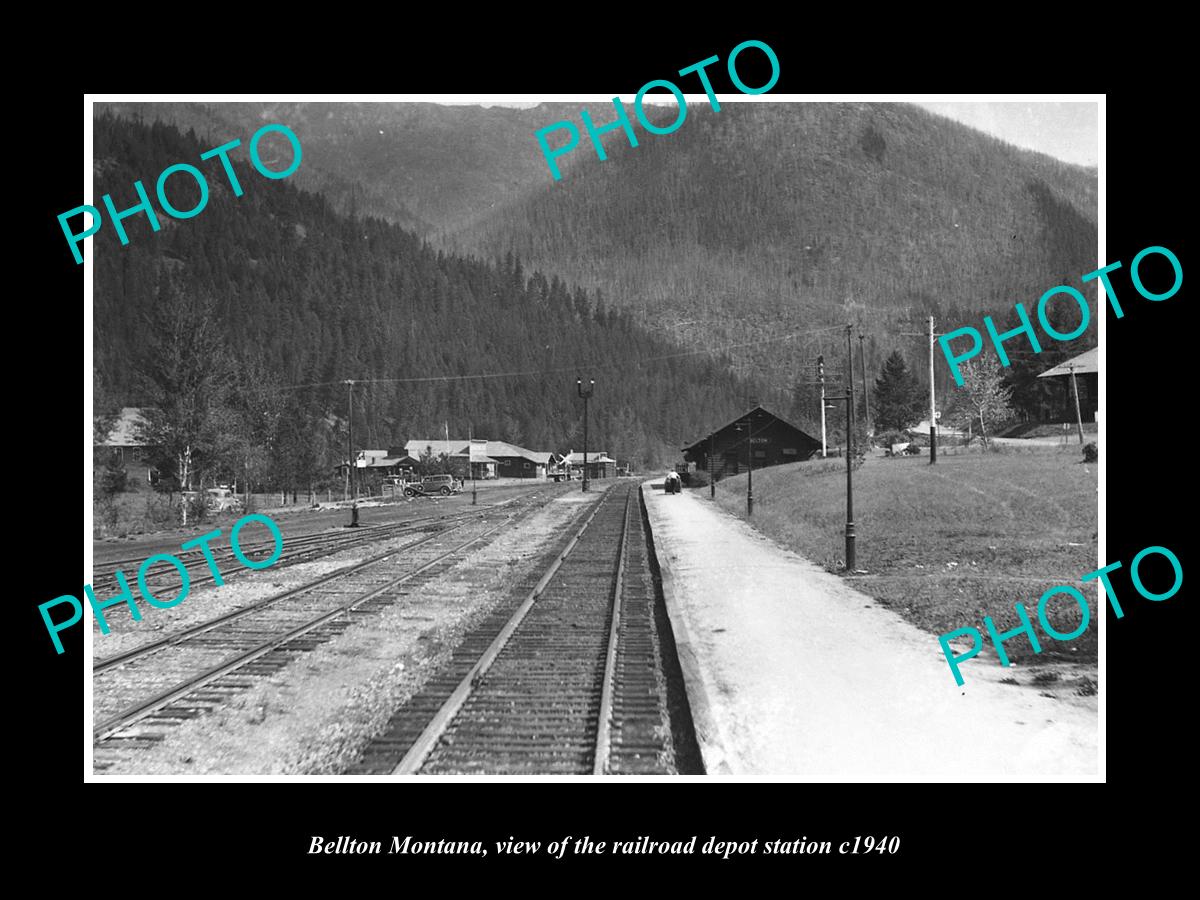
[562, 451, 617, 480]
[681, 405, 820, 480]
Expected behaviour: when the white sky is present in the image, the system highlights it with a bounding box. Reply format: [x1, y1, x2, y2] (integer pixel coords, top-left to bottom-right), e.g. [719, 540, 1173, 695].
[431, 98, 1099, 168]
[914, 102, 1097, 167]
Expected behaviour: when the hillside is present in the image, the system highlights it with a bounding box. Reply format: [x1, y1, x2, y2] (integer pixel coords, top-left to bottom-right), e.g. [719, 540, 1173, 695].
[91, 113, 769, 485]
[95, 100, 1098, 428]
[94, 101, 606, 237]
[448, 101, 1098, 404]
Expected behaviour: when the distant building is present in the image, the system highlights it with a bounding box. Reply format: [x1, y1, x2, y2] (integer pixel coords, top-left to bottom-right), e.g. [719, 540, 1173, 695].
[94, 407, 156, 485]
[403, 438, 550, 479]
[1037, 347, 1098, 423]
[681, 405, 820, 479]
[562, 450, 617, 480]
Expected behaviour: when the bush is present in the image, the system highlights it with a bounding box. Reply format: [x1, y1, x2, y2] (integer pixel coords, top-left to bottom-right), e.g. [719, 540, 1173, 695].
[100, 454, 128, 495]
[1082, 442, 1098, 463]
[683, 469, 710, 487]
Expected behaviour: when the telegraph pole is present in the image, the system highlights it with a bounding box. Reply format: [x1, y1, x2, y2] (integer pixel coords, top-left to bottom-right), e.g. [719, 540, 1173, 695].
[1069, 364, 1085, 444]
[818, 355, 827, 458]
[577, 377, 594, 492]
[928, 316, 938, 465]
[858, 332, 871, 436]
[844, 325, 856, 570]
[345, 379, 356, 501]
[469, 423, 478, 505]
[901, 316, 942, 464]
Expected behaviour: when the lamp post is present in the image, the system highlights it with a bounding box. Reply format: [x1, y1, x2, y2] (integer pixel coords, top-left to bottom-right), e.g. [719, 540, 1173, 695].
[736, 417, 754, 516]
[709, 431, 715, 499]
[577, 377, 594, 492]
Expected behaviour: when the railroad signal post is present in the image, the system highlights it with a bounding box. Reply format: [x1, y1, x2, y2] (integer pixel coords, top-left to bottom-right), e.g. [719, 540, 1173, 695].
[577, 377, 594, 492]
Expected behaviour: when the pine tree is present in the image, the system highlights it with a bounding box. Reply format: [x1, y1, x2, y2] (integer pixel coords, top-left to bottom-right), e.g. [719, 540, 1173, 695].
[873, 350, 925, 432]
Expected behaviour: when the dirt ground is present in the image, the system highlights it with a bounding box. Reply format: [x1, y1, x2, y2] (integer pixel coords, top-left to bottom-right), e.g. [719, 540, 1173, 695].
[92, 491, 598, 775]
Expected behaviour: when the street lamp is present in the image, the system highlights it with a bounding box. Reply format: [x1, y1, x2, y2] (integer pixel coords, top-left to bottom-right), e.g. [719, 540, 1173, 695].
[577, 377, 594, 492]
[735, 417, 754, 516]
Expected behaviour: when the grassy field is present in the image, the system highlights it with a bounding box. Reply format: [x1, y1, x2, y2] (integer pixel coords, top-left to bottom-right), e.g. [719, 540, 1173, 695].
[711, 446, 1098, 663]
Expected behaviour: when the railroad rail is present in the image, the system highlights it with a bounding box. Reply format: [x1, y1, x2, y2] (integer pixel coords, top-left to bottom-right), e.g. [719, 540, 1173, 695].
[350, 481, 678, 776]
[92, 496, 549, 766]
[90, 501, 512, 598]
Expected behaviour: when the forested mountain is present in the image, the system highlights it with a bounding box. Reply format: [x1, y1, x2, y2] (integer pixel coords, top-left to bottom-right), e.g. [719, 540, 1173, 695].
[448, 102, 1099, 408]
[101, 100, 1097, 417]
[92, 113, 768, 490]
[95, 101, 602, 237]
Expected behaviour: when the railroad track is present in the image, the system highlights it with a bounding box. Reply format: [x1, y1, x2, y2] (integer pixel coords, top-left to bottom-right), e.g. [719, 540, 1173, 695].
[350, 481, 677, 775]
[90, 500, 513, 598]
[91, 496, 549, 768]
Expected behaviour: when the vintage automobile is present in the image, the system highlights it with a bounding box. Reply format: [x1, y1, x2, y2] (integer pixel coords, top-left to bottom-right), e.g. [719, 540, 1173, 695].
[403, 474, 461, 497]
[180, 487, 244, 513]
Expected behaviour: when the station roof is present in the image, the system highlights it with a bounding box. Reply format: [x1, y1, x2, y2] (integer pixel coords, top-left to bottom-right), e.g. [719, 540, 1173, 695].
[1038, 347, 1098, 378]
[681, 404, 815, 453]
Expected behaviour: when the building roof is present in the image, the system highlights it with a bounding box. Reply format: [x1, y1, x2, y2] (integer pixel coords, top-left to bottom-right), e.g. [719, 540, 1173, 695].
[405, 438, 547, 464]
[483, 441, 549, 463]
[681, 404, 816, 453]
[563, 451, 615, 464]
[366, 455, 420, 468]
[1038, 347, 1099, 378]
[404, 439, 471, 458]
[97, 407, 151, 447]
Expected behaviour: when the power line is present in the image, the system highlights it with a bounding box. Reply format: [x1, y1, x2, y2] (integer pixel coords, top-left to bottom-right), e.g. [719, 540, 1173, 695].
[279, 323, 848, 391]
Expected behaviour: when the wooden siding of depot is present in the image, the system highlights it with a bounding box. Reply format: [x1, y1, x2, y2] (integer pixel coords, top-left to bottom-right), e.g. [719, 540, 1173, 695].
[492, 455, 542, 478]
[683, 406, 820, 480]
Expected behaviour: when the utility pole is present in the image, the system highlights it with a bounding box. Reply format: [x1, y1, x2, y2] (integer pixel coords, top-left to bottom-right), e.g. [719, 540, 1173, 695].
[818, 354, 827, 458]
[844, 324, 856, 570]
[577, 377, 594, 492]
[469, 423, 477, 505]
[1069, 364, 1085, 444]
[901, 316, 942, 464]
[928, 316, 938, 465]
[858, 332, 871, 435]
[345, 379, 356, 501]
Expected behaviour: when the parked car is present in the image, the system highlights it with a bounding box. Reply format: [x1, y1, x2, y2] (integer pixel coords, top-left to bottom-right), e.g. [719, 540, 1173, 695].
[404, 474, 461, 497]
[205, 487, 244, 512]
[179, 487, 244, 514]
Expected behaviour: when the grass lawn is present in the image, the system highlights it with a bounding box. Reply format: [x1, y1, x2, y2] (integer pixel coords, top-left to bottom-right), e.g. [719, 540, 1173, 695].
[711, 447, 1098, 663]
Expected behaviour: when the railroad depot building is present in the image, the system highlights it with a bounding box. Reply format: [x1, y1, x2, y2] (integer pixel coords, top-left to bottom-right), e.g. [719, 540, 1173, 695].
[403, 439, 554, 479]
[682, 405, 820, 479]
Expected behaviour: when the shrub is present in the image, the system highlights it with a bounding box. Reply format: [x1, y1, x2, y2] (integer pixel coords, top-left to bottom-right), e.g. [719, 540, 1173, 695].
[1082, 442, 1098, 463]
[685, 469, 711, 487]
[100, 454, 128, 495]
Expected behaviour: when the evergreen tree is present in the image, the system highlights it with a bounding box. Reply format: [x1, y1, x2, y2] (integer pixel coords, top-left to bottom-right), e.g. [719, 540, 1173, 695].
[135, 283, 237, 524]
[873, 350, 925, 432]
